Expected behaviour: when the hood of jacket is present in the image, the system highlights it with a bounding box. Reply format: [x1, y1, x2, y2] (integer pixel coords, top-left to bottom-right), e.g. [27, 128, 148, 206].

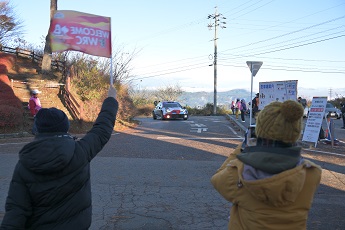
[19, 133, 75, 174]
[233, 145, 309, 207]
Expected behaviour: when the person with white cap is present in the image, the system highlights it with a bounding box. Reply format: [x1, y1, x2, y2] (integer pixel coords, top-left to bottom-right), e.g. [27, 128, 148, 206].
[28, 89, 42, 117]
[28, 89, 42, 134]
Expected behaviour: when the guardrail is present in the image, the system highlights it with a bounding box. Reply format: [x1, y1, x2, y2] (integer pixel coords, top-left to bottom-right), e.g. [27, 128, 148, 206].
[63, 88, 84, 121]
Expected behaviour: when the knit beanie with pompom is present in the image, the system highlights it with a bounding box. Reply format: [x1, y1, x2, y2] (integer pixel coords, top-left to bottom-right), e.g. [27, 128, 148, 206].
[255, 100, 304, 143]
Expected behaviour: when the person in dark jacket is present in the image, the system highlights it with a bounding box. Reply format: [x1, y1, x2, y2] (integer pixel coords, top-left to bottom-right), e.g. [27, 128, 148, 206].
[341, 102, 345, 129]
[0, 85, 118, 230]
[240, 99, 247, 122]
[251, 93, 259, 117]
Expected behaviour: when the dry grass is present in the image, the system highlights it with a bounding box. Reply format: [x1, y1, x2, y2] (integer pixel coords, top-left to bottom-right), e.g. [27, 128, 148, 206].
[1, 54, 135, 137]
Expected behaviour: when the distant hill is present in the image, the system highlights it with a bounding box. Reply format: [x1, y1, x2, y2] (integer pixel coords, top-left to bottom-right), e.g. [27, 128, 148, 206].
[179, 89, 252, 108]
[178, 87, 345, 108]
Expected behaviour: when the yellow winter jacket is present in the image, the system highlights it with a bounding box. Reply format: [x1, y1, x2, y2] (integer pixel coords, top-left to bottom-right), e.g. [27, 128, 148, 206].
[211, 144, 322, 230]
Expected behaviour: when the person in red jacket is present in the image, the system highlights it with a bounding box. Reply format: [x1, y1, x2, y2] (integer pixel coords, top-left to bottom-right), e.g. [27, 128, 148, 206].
[28, 89, 42, 117]
[28, 89, 42, 134]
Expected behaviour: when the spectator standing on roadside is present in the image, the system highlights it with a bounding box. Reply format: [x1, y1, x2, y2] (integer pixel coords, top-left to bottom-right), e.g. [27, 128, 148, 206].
[28, 89, 42, 116]
[252, 93, 259, 117]
[340, 102, 345, 129]
[211, 100, 322, 230]
[1, 86, 118, 229]
[240, 99, 247, 122]
[298, 96, 307, 109]
[28, 89, 42, 134]
[231, 100, 235, 115]
[235, 98, 241, 120]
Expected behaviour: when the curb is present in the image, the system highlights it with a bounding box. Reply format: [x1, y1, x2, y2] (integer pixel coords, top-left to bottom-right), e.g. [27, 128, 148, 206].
[226, 114, 249, 132]
[0, 132, 32, 139]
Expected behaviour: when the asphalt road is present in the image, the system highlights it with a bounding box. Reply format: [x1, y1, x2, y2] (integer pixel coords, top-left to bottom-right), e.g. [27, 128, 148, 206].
[0, 115, 344, 229]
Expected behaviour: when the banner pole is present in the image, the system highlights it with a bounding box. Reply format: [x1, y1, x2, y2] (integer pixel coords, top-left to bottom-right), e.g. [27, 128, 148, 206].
[110, 57, 113, 85]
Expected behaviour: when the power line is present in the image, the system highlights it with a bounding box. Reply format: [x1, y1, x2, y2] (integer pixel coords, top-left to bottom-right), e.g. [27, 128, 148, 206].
[218, 63, 345, 74]
[251, 33, 345, 56]
[218, 53, 345, 63]
[222, 15, 345, 53]
[225, 25, 345, 55]
[135, 64, 210, 80]
[226, 2, 345, 39]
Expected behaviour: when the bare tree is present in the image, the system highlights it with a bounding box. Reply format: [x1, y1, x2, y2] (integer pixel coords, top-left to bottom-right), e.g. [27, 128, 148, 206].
[41, 0, 57, 73]
[96, 45, 141, 85]
[154, 84, 183, 102]
[0, 1, 23, 45]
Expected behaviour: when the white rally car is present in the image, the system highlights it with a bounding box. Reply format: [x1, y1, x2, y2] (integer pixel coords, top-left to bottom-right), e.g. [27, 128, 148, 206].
[152, 101, 188, 120]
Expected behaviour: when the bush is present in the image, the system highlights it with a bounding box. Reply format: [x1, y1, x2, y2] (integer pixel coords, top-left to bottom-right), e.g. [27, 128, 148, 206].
[0, 53, 16, 74]
[136, 104, 155, 116]
[0, 105, 23, 127]
[187, 103, 231, 116]
[0, 75, 24, 127]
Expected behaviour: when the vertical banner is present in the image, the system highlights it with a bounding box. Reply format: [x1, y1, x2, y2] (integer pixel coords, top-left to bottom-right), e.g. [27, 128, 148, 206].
[258, 80, 298, 110]
[49, 10, 112, 58]
[302, 97, 327, 146]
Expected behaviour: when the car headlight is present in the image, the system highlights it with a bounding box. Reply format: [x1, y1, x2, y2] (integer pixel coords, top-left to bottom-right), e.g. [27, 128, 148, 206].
[166, 108, 172, 113]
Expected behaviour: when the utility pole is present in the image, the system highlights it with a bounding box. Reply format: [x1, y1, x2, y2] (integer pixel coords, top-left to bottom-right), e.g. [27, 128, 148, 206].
[208, 7, 226, 115]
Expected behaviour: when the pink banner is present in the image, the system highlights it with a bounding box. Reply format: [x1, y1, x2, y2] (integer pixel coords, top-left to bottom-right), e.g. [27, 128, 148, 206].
[49, 10, 111, 58]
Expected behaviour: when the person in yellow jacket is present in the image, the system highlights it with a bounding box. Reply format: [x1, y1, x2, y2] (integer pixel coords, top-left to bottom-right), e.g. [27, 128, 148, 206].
[211, 100, 322, 230]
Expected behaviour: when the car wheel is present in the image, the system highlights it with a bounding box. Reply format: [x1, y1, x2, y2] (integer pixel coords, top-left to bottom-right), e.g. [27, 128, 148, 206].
[152, 111, 157, 120]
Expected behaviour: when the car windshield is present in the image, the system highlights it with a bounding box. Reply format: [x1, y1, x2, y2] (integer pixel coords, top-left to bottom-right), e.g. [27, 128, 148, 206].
[326, 103, 334, 108]
[163, 103, 180, 108]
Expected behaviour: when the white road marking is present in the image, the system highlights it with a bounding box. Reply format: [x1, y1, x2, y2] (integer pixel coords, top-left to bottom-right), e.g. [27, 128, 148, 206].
[157, 137, 243, 140]
[227, 125, 242, 137]
[303, 148, 345, 157]
[190, 128, 208, 133]
[191, 124, 207, 127]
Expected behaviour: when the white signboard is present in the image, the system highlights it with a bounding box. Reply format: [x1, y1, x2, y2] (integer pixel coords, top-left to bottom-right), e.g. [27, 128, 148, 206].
[258, 80, 298, 110]
[302, 97, 327, 145]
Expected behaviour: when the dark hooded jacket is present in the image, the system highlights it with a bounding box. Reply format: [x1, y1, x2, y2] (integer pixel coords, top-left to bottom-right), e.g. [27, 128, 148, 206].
[1, 97, 118, 230]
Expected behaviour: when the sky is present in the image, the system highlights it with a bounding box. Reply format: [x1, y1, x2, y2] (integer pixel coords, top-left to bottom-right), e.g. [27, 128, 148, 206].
[8, 0, 345, 99]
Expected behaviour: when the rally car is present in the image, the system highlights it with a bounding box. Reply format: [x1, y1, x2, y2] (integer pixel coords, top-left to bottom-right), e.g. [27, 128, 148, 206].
[152, 101, 188, 120]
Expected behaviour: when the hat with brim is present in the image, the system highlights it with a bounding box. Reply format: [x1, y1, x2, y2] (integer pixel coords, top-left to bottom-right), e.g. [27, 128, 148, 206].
[32, 89, 41, 95]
